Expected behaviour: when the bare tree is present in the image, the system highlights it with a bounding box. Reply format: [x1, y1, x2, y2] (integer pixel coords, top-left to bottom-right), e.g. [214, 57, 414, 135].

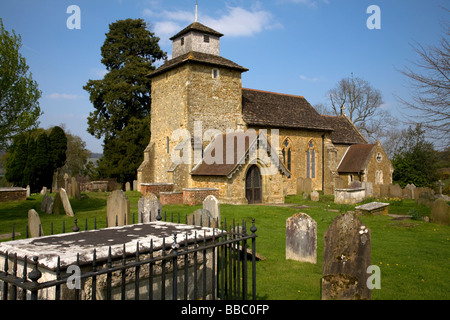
[327, 74, 394, 141]
[397, 17, 450, 147]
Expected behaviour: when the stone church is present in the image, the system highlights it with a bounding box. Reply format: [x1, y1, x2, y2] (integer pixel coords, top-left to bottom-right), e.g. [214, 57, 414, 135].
[137, 22, 393, 204]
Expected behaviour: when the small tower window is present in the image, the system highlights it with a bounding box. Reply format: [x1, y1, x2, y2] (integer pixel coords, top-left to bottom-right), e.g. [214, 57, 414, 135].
[180, 37, 184, 46]
[204, 34, 210, 43]
[376, 152, 382, 162]
[306, 140, 316, 179]
[212, 68, 219, 79]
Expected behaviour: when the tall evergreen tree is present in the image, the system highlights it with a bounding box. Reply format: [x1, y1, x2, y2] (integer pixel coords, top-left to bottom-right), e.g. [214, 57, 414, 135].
[84, 18, 166, 183]
[4, 134, 28, 186]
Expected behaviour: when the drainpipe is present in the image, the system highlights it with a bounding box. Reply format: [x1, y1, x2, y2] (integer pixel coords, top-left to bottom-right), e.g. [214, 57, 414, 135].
[322, 134, 325, 192]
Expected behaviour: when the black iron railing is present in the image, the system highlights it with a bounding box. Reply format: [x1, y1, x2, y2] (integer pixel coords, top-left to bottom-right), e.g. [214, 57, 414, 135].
[0, 215, 257, 300]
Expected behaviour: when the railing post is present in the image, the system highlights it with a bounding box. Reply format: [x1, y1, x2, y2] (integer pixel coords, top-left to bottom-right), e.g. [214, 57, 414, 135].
[250, 219, 257, 300]
[28, 256, 42, 300]
[171, 233, 179, 300]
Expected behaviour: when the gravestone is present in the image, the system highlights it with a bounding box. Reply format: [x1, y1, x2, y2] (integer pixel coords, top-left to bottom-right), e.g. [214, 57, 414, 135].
[133, 180, 137, 191]
[64, 173, 69, 190]
[40, 187, 47, 195]
[303, 178, 312, 193]
[28, 209, 44, 238]
[431, 199, 450, 225]
[45, 195, 54, 214]
[107, 190, 130, 227]
[389, 184, 403, 198]
[349, 180, 362, 189]
[138, 193, 161, 223]
[125, 182, 131, 191]
[59, 188, 74, 217]
[296, 177, 305, 194]
[362, 182, 373, 197]
[203, 195, 221, 226]
[322, 212, 371, 300]
[53, 192, 62, 214]
[70, 177, 81, 200]
[41, 193, 49, 212]
[310, 190, 319, 202]
[286, 213, 317, 264]
[187, 209, 218, 228]
[26, 185, 30, 198]
[405, 184, 416, 199]
[379, 184, 389, 198]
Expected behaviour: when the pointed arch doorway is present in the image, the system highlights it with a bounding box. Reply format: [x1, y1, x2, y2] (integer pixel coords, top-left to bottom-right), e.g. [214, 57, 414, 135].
[246, 165, 262, 204]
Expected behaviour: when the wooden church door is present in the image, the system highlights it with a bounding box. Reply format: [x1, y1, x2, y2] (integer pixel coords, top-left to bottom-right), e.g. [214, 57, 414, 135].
[246, 165, 262, 204]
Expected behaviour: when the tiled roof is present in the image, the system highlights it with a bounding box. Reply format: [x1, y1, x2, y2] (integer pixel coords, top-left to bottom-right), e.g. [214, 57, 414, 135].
[322, 115, 367, 145]
[337, 144, 375, 173]
[242, 88, 333, 131]
[191, 131, 289, 177]
[148, 51, 248, 78]
[170, 22, 224, 40]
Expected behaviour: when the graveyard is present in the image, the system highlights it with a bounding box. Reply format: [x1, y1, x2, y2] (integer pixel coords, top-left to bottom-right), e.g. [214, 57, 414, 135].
[0, 190, 449, 300]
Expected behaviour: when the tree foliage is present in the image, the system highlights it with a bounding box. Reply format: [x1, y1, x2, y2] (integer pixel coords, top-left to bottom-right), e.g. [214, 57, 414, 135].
[0, 19, 42, 150]
[84, 18, 166, 183]
[84, 18, 166, 140]
[398, 15, 450, 146]
[392, 124, 440, 188]
[5, 127, 67, 191]
[327, 74, 394, 141]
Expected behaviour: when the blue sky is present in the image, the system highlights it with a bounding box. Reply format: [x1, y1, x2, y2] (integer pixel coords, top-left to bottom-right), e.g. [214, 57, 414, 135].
[0, 0, 448, 153]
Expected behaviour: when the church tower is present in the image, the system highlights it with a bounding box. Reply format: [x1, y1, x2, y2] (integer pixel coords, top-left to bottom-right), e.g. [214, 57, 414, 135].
[138, 20, 248, 189]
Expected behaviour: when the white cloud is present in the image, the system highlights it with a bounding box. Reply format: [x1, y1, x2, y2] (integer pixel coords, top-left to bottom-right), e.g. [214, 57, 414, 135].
[90, 68, 108, 79]
[300, 75, 319, 82]
[144, 5, 282, 39]
[47, 93, 85, 100]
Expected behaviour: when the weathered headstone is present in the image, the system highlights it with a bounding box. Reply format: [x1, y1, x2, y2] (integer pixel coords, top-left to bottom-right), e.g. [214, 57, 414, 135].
[125, 182, 131, 191]
[107, 190, 130, 227]
[138, 193, 161, 223]
[41, 193, 49, 212]
[133, 180, 137, 191]
[286, 213, 317, 264]
[64, 173, 70, 190]
[26, 185, 30, 198]
[45, 195, 54, 214]
[28, 209, 44, 238]
[349, 180, 362, 189]
[379, 184, 389, 198]
[187, 209, 218, 228]
[40, 187, 47, 195]
[71, 177, 81, 200]
[416, 189, 433, 207]
[59, 188, 74, 217]
[296, 177, 305, 194]
[431, 198, 450, 225]
[310, 190, 319, 202]
[362, 182, 373, 197]
[322, 212, 371, 300]
[53, 191, 62, 214]
[303, 178, 312, 193]
[203, 195, 221, 226]
[389, 184, 403, 198]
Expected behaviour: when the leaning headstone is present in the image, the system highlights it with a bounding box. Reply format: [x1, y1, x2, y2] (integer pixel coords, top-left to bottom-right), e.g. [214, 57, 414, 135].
[310, 190, 319, 202]
[431, 199, 450, 225]
[28, 209, 44, 238]
[107, 190, 130, 227]
[187, 209, 218, 228]
[286, 213, 317, 264]
[138, 193, 161, 223]
[203, 195, 221, 226]
[322, 212, 371, 300]
[59, 188, 74, 217]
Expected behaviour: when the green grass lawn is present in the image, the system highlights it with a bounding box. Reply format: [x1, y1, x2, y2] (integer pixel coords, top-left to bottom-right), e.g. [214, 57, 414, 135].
[0, 191, 449, 300]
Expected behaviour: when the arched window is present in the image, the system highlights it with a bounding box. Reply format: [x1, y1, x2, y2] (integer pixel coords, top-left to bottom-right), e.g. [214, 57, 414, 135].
[306, 140, 316, 179]
[282, 138, 292, 175]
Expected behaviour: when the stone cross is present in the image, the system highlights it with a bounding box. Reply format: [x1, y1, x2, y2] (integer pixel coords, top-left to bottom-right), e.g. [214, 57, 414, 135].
[286, 213, 317, 263]
[322, 212, 371, 300]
